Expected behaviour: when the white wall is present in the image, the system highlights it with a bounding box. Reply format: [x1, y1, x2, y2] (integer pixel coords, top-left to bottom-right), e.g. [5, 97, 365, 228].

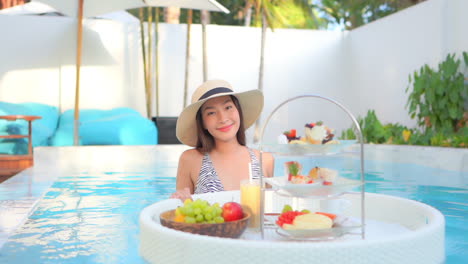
[346, 0, 467, 128]
[0, 0, 466, 144]
[154, 24, 348, 142]
[0, 14, 146, 115]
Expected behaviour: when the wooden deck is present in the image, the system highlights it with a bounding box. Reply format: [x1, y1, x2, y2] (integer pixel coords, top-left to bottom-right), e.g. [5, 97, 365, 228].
[0, 154, 33, 183]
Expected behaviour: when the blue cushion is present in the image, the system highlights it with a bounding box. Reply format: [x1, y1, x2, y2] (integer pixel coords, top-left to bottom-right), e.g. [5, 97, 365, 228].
[50, 108, 157, 146]
[0, 102, 59, 154]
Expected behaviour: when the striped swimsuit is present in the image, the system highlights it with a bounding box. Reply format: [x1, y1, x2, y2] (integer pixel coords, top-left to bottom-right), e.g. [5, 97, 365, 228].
[194, 148, 261, 194]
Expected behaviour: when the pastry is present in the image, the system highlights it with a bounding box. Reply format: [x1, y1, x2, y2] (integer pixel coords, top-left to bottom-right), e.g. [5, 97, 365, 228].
[304, 121, 335, 144]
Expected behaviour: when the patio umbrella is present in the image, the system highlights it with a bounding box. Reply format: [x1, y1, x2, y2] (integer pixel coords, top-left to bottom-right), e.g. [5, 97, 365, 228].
[32, 0, 229, 145]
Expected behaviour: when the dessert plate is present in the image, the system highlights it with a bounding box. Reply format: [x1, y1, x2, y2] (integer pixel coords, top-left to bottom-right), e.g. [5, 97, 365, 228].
[264, 214, 361, 240]
[276, 216, 361, 240]
[264, 176, 362, 197]
[260, 140, 357, 155]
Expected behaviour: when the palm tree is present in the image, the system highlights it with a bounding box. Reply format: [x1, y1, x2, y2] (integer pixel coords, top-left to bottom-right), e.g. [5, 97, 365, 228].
[313, 0, 426, 30]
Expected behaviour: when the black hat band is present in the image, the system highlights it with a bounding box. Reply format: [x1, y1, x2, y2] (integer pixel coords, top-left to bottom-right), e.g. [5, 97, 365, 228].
[198, 87, 233, 101]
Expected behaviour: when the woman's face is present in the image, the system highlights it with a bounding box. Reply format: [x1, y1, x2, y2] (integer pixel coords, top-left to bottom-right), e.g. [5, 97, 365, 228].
[200, 95, 240, 143]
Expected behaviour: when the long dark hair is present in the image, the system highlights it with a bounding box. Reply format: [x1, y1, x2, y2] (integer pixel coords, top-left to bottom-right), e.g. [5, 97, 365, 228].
[196, 95, 246, 153]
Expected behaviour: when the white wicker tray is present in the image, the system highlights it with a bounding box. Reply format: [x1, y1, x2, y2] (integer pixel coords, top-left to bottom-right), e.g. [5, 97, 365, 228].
[139, 191, 444, 264]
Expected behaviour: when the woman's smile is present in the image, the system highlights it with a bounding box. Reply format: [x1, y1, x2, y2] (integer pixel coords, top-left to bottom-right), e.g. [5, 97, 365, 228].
[217, 124, 234, 132]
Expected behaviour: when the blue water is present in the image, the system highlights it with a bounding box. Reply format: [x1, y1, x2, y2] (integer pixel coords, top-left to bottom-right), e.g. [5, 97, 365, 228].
[0, 161, 467, 263]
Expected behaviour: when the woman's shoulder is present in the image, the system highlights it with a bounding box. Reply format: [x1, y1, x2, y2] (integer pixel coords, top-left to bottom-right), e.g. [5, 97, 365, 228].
[180, 148, 204, 162]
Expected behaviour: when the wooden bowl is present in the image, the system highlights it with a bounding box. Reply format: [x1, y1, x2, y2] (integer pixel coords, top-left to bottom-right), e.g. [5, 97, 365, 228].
[159, 210, 250, 238]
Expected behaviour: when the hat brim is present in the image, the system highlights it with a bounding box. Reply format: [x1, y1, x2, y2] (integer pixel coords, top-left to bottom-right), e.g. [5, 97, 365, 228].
[176, 90, 264, 147]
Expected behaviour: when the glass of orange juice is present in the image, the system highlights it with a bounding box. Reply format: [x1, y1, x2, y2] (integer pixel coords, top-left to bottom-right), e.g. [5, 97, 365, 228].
[240, 179, 261, 230]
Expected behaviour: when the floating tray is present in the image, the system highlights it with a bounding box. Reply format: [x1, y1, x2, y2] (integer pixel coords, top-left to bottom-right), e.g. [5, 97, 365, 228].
[140, 191, 445, 264]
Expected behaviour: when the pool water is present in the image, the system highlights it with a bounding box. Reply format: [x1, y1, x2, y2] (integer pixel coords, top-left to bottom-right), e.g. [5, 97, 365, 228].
[0, 162, 466, 263]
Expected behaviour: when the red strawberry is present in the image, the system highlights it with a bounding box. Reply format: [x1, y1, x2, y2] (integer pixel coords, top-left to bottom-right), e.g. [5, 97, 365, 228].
[289, 129, 296, 138]
[276, 211, 306, 227]
[283, 129, 297, 139]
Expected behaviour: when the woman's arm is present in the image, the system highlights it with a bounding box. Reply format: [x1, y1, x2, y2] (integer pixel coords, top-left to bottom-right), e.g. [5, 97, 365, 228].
[262, 152, 275, 178]
[253, 150, 275, 178]
[170, 150, 196, 200]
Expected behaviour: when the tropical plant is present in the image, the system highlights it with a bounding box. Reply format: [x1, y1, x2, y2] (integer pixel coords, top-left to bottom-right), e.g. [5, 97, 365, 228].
[340, 110, 468, 148]
[406, 52, 468, 134]
[359, 110, 389, 144]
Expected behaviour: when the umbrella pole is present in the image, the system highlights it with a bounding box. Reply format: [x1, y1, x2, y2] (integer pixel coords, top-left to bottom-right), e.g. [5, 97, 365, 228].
[74, 0, 84, 146]
[201, 10, 208, 82]
[154, 8, 160, 117]
[183, 9, 192, 108]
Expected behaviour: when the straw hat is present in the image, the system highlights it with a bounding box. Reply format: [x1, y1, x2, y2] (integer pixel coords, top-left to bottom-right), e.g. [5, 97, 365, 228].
[176, 80, 264, 147]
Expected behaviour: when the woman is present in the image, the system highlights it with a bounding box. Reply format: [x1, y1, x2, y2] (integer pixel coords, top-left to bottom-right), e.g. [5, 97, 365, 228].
[171, 80, 274, 200]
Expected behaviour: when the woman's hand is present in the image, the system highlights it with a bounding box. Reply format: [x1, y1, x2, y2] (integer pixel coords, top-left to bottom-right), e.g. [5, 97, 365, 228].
[170, 187, 192, 202]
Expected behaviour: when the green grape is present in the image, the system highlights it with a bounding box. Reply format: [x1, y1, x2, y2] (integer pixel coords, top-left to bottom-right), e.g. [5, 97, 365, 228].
[214, 207, 222, 216]
[301, 209, 311, 213]
[214, 216, 225, 223]
[184, 216, 196, 224]
[178, 206, 188, 216]
[207, 220, 215, 224]
[282, 204, 293, 213]
[193, 199, 204, 208]
[185, 207, 195, 217]
[184, 202, 194, 210]
[196, 214, 204, 223]
[184, 199, 193, 206]
[204, 212, 213, 221]
[194, 207, 202, 215]
[203, 206, 214, 215]
[213, 202, 220, 208]
[175, 207, 183, 216]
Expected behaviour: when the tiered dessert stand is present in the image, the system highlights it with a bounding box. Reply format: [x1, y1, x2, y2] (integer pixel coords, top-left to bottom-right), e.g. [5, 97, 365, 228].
[258, 94, 366, 241]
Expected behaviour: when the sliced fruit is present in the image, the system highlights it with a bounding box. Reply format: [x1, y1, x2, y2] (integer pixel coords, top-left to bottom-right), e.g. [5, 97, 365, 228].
[316, 212, 337, 220]
[293, 213, 333, 229]
[282, 223, 296, 230]
[276, 210, 306, 227]
[282, 204, 293, 213]
[174, 214, 185, 222]
[283, 129, 297, 139]
[308, 167, 320, 179]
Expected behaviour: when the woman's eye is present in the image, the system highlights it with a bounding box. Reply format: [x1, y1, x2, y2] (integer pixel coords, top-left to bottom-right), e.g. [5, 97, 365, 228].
[206, 111, 215, 116]
[226, 105, 233, 110]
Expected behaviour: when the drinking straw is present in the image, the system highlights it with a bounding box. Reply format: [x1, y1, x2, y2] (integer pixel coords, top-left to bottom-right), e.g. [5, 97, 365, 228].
[248, 162, 253, 181]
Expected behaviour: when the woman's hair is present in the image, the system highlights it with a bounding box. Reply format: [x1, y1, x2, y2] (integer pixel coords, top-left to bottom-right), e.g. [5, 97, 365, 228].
[196, 95, 246, 153]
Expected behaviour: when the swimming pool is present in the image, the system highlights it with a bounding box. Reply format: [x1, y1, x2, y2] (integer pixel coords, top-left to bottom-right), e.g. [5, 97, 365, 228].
[0, 145, 466, 263]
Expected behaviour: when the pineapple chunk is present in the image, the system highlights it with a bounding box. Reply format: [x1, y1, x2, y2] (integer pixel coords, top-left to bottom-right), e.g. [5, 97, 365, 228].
[293, 213, 333, 229]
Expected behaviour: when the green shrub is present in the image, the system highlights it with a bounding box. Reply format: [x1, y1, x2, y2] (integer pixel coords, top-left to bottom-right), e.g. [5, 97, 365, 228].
[340, 52, 467, 148]
[406, 52, 468, 134]
[339, 111, 467, 148]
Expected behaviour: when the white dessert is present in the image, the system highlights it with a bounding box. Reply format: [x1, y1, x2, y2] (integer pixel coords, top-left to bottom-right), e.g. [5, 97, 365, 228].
[277, 134, 289, 144]
[283, 213, 333, 230]
[318, 168, 338, 182]
[305, 125, 327, 143]
[304, 122, 335, 144]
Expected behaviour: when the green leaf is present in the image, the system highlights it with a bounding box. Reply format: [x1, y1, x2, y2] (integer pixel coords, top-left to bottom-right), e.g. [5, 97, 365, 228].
[448, 107, 457, 119]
